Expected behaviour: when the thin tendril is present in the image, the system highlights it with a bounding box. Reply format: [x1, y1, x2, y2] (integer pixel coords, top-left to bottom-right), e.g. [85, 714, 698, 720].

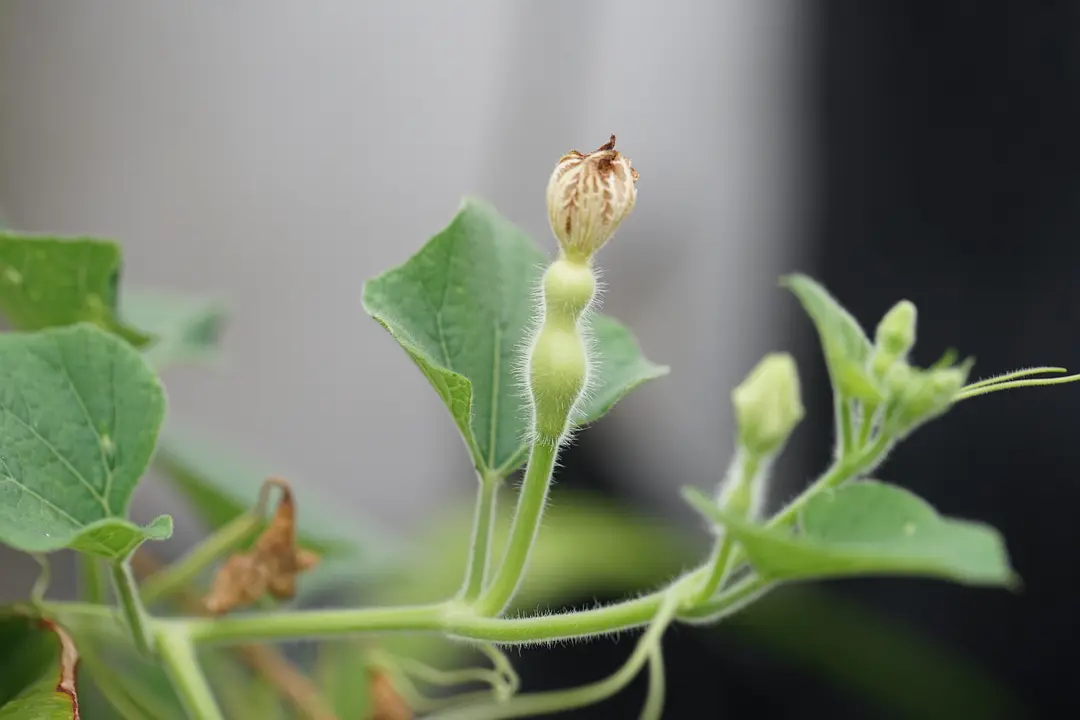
[956, 373, 1080, 401]
[961, 367, 1067, 391]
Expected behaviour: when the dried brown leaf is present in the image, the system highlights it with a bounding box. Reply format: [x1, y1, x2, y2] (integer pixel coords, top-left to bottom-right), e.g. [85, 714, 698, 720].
[203, 478, 321, 615]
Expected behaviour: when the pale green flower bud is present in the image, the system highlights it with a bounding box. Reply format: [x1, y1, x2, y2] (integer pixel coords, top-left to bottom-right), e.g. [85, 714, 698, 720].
[888, 364, 970, 435]
[871, 300, 917, 379]
[546, 135, 638, 262]
[732, 353, 805, 458]
[875, 300, 917, 357]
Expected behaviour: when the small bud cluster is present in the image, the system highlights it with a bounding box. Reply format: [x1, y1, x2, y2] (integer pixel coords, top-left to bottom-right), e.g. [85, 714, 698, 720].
[865, 300, 972, 437]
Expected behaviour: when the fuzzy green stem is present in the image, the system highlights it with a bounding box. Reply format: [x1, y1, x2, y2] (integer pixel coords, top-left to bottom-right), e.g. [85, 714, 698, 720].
[177, 603, 445, 645]
[856, 401, 877, 449]
[960, 366, 1066, 391]
[480, 642, 521, 698]
[30, 554, 50, 604]
[459, 473, 500, 604]
[474, 440, 559, 616]
[110, 560, 155, 656]
[40, 572, 765, 652]
[383, 653, 507, 691]
[140, 511, 261, 606]
[715, 435, 893, 578]
[836, 395, 855, 457]
[157, 627, 225, 720]
[428, 591, 681, 720]
[955, 372, 1080, 400]
[769, 433, 892, 530]
[471, 257, 593, 615]
[694, 452, 760, 603]
[78, 556, 108, 604]
[640, 645, 666, 720]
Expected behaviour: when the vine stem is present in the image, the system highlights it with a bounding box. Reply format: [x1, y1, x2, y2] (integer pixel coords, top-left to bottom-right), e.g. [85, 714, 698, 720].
[473, 440, 558, 616]
[156, 627, 225, 720]
[55, 573, 755, 651]
[34, 435, 886, 701]
[459, 472, 500, 603]
[139, 511, 261, 605]
[426, 587, 684, 720]
[768, 433, 892, 530]
[78, 556, 108, 604]
[640, 644, 666, 720]
[110, 560, 155, 656]
[693, 452, 759, 604]
[836, 394, 855, 457]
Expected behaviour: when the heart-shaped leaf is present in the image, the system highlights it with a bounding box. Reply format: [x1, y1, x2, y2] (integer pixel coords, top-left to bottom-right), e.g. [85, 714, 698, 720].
[0, 616, 80, 719]
[683, 481, 1016, 586]
[362, 198, 667, 477]
[782, 274, 883, 403]
[0, 324, 171, 560]
[121, 291, 227, 370]
[0, 233, 151, 347]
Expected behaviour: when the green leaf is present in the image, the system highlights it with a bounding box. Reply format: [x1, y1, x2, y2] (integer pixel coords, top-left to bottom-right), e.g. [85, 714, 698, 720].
[579, 315, 669, 429]
[76, 635, 188, 720]
[782, 274, 883, 403]
[121, 291, 227, 370]
[683, 481, 1016, 586]
[0, 233, 151, 347]
[362, 198, 667, 476]
[153, 423, 396, 601]
[0, 324, 171, 560]
[0, 617, 80, 719]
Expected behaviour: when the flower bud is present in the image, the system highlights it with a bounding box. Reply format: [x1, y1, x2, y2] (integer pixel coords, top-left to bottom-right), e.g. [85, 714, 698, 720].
[888, 363, 970, 435]
[732, 353, 805, 458]
[875, 300, 917, 357]
[546, 135, 638, 262]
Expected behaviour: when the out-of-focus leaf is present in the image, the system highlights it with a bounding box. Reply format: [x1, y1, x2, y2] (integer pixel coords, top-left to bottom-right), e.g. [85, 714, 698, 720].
[684, 482, 1015, 587]
[782, 273, 882, 402]
[76, 635, 187, 720]
[121, 291, 227, 370]
[0, 616, 80, 719]
[0, 232, 151, 346]
[315, 640, 372, 718]
[153, 422, 397, 601]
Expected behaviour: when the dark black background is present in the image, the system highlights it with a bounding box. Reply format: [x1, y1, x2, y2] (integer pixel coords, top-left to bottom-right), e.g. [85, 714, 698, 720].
[514, 3, 1080, 718]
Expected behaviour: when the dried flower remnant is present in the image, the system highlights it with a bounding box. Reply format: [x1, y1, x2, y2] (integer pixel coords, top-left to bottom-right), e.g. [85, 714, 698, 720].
[203, 478, 320, 615]
[546, 134, 638, 261]
[367, 666, 413, 720]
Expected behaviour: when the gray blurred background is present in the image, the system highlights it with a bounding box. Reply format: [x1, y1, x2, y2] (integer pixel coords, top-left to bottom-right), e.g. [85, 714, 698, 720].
[0, 0, 807, 539]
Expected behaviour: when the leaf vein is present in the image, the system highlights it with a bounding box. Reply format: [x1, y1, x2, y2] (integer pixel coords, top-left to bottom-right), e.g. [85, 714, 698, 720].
[0, 457, 83, 529]
[0, 404, 109, 512]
